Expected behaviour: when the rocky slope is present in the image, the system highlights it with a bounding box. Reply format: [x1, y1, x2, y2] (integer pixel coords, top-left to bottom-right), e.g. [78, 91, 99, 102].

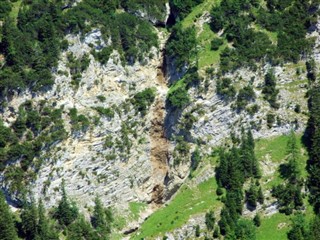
[0, 1, 318, 239]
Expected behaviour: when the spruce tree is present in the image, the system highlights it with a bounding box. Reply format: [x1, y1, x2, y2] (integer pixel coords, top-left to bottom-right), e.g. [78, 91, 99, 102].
[205, 210, 215, 231]
[37, 199, 59, 240]
[307, 87, 320, 214]
[309, 215, 320, 240]
[91, 196, 112, 238]
[272, 130, 303, 214]
[21, 198, 38, 240]
[0, 192, 18, 240]
[55, 180, 79, 226]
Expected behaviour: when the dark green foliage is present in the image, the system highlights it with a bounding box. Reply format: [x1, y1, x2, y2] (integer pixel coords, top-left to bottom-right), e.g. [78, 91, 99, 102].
[253, 214, 261, 227]
[266, 113, 275, 128]
[216, 130, 259, 235]
[211, 0, 316, 71]
[195, 224, 200, 237]
[168, 85, 190, 108]
[235, 219, 256, 240]
[66, 53, 90, 87]
[306, 59, 317, 82]
[205, 210, 215, 231]
[306, 86, 320, 214]
[246, 182, 259, 208]
[0, 101, 66, 192]
[67, 216, 97, 240]
[0, 192, 18, 240]
[0, 0, 11, 19]
[216, 187, 224, 196]
[21, 199, 38, 240]
[309, 215, 320, 240]
[213, 226, 220, 238]
[91, 197, 112, 237]
[295, 104, 301, 113]
[211, 37, 224, 51]
[240, 129, 260, 179]
[184, 67, 202, 88]
[191, 147, 201, 172]
[216, 78, 236, 101]
[166, 25, 197, 70]
[92, 47, 113, 65]
[262, 71, 279, 109]
[236, 85, 256, 110]
[0, 1, 63, 93]
[132, 88, 156, 115]
[287, 213, 308, 240]
[54, 181, 79, 226]
[272, 131, 303, 215]
[0, 0, 159, 96]
[69, 108, 90, 132]
[37, 199, 59, 240]
[169, 0, 204, 21]
[114, 13, 158, 63]
[94, 107, 115, 119]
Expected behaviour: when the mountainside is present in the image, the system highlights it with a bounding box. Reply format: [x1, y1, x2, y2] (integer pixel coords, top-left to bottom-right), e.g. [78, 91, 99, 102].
[0, 0, 320, 239]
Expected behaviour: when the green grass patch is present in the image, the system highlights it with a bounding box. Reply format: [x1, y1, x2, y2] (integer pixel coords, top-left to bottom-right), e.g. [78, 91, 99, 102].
[256, 134, 308, 187]
[129, 202, 147, 220]
[256, 213, 290, 240]
[181, 0, 221, 29]
[255, 135, 291, 163]
[168, 78, 186, 93]
[179, 0, 224, 68]
[197, 23, 226, 67]
[253, 23, 278, 44]
[132, 177, 221, 239]
[9, 0, 22, 22]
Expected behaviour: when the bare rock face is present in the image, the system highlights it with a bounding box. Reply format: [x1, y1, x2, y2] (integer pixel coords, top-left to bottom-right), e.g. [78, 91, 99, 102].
[0, 12, 315, 239]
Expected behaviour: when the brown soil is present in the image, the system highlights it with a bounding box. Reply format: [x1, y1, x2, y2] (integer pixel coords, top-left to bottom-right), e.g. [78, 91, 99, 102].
[149, 65, 169, 204]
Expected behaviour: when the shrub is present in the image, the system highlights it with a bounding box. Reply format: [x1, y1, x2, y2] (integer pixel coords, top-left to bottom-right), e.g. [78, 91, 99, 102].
[236, 85, 256, 110]
[216, 78, 236, 100]
[132, 88, 156, 115]
[211, 38, 224, 50]
[168, 86, 190, 108]
[266, 113, 275, 128]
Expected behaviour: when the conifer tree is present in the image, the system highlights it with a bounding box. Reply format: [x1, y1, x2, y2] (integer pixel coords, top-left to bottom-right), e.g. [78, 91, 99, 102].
[307, 87, 320, 214]
[309, 215, 320, 240]
[272, 130, 303, 214]
[37, 199, 59, 240]
[67, 215, 96, 240]
[21, 198, 38, 240]
[0, 192, 18, 240]
[55, 180, 79, 226]
[91, 196, 112, 238]
[205, 210, 215, 231]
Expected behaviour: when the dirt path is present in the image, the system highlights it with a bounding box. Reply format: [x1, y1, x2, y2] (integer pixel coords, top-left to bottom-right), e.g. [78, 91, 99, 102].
[149, 56, 170, 204]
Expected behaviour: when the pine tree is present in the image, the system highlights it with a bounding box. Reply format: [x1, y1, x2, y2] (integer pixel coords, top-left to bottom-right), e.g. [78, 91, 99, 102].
[273, 130, 303, 214]
[287, 213, 307, 240]
[205, 210, 215, 231]
[67, 216, 96, 240]
[0, 192, 18, 240]
[235, 219, 256, 240]
[21, 198, 38, 240]
[286, 130, 301, 183]
[55, 180, 79, 226]
[91, 196, 112, 238]
[37, 199, 59, 240]
[246, 181, 258, 208]
[307, 87, 320, 214]
[253, 214, 261, 227]
[309, 215, 320, 240]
